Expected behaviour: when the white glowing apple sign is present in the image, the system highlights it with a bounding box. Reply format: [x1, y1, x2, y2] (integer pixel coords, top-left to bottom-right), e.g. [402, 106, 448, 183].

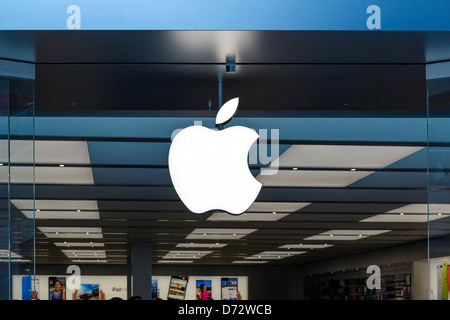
[168, 97, 262, 214]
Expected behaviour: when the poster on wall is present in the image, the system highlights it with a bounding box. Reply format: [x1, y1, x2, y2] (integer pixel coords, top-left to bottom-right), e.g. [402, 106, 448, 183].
[196, 280, 212, 300]
[152, 279, 158, 300]
[49, 277, 66, 300]
[221, 278, 238, 300]
[77, 284, 100, 300]
[31, 276, 40, 300]
[443, 263, 449, 300]
[437, 265, 443, 300]
[22, 276, 31, 300]
[167, 276, 189, 300]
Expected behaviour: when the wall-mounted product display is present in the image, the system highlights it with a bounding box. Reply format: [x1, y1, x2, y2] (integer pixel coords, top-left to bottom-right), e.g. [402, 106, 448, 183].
[152, 276, 248, 300]
[13, 275, 127, 300]
[196, 280, 212, 300]
[152, 279, 159, 300]
[48, 277, 66, 300]
[167, 276, 189, 300]
[221, 278, 239, 300]
[307, 274, 412, 301]
[305, 263, 412, 300]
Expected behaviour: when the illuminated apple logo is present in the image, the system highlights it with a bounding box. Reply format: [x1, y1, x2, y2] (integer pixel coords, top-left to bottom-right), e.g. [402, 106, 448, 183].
[168, 97, 262, 214]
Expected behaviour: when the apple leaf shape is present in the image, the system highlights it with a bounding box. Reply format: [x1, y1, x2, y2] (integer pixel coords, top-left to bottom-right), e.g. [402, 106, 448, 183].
[216, 97, 239, 126]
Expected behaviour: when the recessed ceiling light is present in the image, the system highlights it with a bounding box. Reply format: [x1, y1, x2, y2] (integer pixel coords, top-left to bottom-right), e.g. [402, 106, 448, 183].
[36, 209, 40, 212]
[59, 164, 65, 167]
[350, 168, 356, 171]
[400, 212, 404, 216]
[292, 168, 298, 171]
[77, 210, 81, 212]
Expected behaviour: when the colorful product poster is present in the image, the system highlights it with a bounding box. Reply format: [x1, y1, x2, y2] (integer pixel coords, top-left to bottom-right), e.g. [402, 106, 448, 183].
[78, 284, 100, 300]
[152, 279, 158, 299]
[221, 278, 238, 300]
[196, 280, 212, 300]
[22, 276, 31, 300]
[167, 276, 189, 300]
[49, 277, 66, 300]
[443, 263, 449, 300]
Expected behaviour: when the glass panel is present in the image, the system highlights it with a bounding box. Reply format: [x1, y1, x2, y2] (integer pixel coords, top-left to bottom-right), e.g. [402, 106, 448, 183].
[427, 76, 450, 300]
[0, 76, 9, 300]
[0, 70, 35, 300]
[9, 76, 35, 300]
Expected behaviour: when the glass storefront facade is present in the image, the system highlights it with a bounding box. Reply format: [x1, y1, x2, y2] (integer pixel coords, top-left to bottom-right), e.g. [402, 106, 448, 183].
[0, 7, 449, 300]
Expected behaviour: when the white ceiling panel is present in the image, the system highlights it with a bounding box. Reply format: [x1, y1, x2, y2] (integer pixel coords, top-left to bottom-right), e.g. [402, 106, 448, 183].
[9, 140, 91, 164]
[257, 170, 374, 187]
[208, 212, 288, 221]
[273, 145, 423, 168]
[11, 199, 99, 210]
[279, 244, 333, 249]
[247, 202, 311, 212]
[176, 243, 227, 248]
[186, 228, 257, 240]
[232, 260, 269, 264]
[387, 204, 450, 214]
[54, 242, 104, 247]
[20, 210, 99, 220]
[245, 251, 305, 260]
[0, 250, 22, 258]
[62, 249, 106, 258]
[360, 214, 447, 223]
[38, 227, 103, 239]
[304, 229, 391, 241]
[5, 166, 94, 184]
[72, 259, 107, 263]
[163, 250, 212, 259]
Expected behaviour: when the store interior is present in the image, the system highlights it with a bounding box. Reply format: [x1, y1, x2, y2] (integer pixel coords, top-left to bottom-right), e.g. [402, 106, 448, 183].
[0, 30, 450, 300]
